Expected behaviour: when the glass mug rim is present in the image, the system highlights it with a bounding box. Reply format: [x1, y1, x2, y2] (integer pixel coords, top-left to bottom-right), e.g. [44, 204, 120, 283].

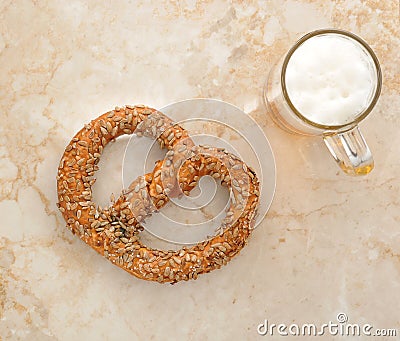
[280, 28, 382, 131]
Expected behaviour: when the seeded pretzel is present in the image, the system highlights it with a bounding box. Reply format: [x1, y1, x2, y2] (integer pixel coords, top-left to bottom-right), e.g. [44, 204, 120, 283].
[57, 105, 259, 283]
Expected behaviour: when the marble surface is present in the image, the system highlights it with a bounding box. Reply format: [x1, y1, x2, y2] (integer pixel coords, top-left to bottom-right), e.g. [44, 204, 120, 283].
[1, 1, 399, 340]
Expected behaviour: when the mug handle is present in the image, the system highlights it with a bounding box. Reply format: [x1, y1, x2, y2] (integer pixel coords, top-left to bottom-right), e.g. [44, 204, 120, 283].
[323, 126, 374, 176]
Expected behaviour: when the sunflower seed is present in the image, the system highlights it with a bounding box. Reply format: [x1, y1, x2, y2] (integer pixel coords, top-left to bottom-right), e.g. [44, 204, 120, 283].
[78, 140, 88, 147]
[177, 145, 187, 153]
[173, 256, 181, 264]
[100, 126, 108, 135]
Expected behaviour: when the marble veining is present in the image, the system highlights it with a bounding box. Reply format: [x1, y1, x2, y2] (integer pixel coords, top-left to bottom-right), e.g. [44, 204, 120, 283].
[1, 1, 399, 340]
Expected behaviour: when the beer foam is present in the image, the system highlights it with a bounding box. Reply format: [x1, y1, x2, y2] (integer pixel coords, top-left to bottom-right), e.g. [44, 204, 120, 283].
[285, 34, 376, 126]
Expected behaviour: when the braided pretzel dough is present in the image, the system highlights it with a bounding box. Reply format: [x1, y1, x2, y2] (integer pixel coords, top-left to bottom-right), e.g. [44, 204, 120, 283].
[57, 105, 260, 283]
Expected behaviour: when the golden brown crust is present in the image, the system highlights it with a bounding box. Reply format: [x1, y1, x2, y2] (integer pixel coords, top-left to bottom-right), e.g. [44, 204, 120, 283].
[56, 105, 259, 283]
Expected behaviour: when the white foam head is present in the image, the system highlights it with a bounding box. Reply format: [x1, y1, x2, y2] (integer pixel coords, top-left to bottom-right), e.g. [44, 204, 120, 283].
[284, 33, 378, 126]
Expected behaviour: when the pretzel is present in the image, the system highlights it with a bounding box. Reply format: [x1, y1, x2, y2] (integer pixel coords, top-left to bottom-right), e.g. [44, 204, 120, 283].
[57, 105, 260, 283]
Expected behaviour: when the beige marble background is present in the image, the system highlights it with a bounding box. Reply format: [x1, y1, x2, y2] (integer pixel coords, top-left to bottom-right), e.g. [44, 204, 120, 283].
[1, 0, 399, 340]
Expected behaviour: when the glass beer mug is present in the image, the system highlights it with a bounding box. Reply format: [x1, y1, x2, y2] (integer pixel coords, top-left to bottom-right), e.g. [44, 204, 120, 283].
[264, 29, 382, 175]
